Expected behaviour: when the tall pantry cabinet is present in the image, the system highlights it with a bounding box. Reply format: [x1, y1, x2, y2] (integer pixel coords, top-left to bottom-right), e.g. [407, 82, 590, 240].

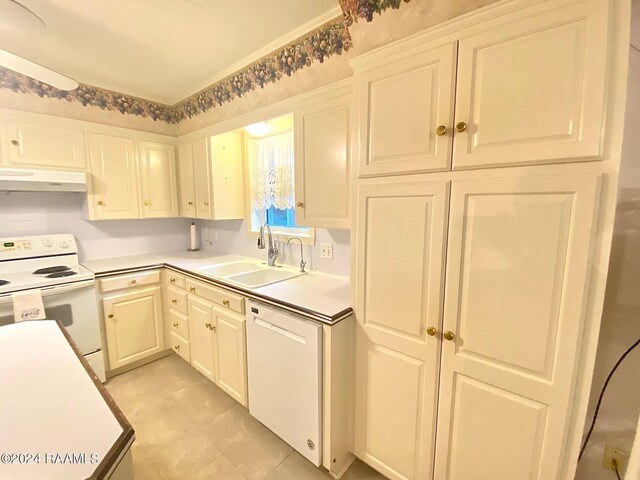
[350, 0, 627, 479]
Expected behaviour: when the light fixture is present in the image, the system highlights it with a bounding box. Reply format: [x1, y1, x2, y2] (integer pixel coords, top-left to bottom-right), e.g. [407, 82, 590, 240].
[0, 0, 79, 91]
[244, 122, 272, 137]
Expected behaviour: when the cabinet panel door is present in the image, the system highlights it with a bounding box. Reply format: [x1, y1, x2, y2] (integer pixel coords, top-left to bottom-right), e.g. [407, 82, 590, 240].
[88, 133, 140, 219]
[452, 1, 608, 169]
[103, 287, 164, 370]
[210, 132, 245, 220]
[192, 138, 212, 219]
[177, 143, 197, 217]
[358, 42, 457, 177]
[188, 295, 215, 381]
[434, 174, 601, 480]
[5, 121, 86, 170]
[354, 180, 449, 480]
[295, 93, 351, 228]
[139, 141, 178, 218]
[213, 307, 247, 406]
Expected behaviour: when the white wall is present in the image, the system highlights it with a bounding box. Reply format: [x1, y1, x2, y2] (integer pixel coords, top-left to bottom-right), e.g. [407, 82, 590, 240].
[0, 192, 191, 262]
[197, 219, 351, 278]
[574, 10, 640, 478]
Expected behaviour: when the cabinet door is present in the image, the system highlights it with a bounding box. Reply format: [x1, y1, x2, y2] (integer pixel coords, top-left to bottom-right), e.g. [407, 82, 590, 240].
[354, 180, 449, 480]
[212, 307, 248, 406]
[103, 286, 164, 370]
[210, 132, 245, 220]
[357, 41, 457, 177]
[138, 141, 178, 218]
[192, 137, 213, 219]
[177, 143, 197, 217]
[4, 121, 87, 170]
[434, 174, 601, 480]
[88, 133, 140, 219]
[452, 1, 608, 169]
[188, 294, 215, 381]
[295, 93, 351, 229]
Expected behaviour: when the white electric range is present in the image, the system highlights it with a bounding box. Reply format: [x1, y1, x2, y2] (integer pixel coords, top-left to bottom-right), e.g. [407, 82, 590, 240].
[0, 234, 105, 381]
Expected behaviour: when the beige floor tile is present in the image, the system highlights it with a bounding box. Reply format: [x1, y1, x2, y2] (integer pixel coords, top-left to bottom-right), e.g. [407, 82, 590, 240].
[342, 459, 388, 480]
[263, 452, 332, 480]
[191, 454, 249, 480]
[170, 378, 237, 424]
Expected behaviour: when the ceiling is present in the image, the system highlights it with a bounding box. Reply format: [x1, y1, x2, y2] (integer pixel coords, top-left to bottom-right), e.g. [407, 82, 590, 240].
[0, 0, 341, 104]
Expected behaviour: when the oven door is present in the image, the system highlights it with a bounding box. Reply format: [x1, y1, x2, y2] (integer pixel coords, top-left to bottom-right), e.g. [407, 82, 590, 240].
[0, 280, 101, 355]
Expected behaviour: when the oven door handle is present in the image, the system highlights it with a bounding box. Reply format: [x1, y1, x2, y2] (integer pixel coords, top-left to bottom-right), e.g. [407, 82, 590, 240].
[0, 279, 95, 305]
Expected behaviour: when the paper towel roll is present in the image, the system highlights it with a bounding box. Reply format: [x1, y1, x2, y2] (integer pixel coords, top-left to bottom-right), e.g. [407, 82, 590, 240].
[190, 223, 197, 250]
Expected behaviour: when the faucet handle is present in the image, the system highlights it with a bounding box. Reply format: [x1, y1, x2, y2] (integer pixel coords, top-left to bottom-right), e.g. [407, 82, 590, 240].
[300, 260, 307, 273]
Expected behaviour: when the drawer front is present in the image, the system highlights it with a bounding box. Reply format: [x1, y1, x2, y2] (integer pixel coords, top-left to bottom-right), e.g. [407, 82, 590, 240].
[170, 331, 190, 362]
[186, 278, 245, 314]
[99, 270, 161, 293]
[168, 309, 189, 340]
[167, 285, 188, 315]
[166, 270, 186, 289]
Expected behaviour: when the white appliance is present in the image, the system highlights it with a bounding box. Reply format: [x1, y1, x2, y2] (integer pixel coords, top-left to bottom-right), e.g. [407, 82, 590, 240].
[0, 168, 87, 192]
[246, 300, 322, 466]
[0, 234, 105, 381]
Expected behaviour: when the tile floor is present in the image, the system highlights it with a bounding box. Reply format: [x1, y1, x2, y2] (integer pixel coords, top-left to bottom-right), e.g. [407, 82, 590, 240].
[105, 354, 387, 480]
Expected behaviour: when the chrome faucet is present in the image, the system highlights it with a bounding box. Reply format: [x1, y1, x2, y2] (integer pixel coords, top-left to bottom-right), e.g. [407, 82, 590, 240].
[258, 223, 279, 266]
[286, 237, 306, 273]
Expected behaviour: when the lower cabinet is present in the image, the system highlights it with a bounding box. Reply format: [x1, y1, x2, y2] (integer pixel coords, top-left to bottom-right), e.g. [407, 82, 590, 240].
[212, 307, 248, 405]
[188, 294, 217, 382]
[102, 285, 165, 370]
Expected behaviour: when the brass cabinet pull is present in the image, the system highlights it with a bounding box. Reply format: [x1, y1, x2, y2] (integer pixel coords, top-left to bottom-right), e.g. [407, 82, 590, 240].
[443, 331, 455, 341]
[189, 287, 196, 293]
[188, 201, 194, 206]
[205, 322, 211, 329]
[435, 125, 447, 136]
[170, 278, 175, 283]
[144, 200, 151, 206]
[130, 279, 137, 285]
[204, 200, 209, 206]
[174, 345, 180, 351]
[222, 299, 230, 307]
[455, 122, 467, 132]
[296, 201, 304, 208]
[11, 139, 19, 146]
[172, 322, 179, 328]
[98, 201, 105, 206]
[426, 327, 437, 336]
[171, 299, 177, 304]
[108, 314, 114, 319]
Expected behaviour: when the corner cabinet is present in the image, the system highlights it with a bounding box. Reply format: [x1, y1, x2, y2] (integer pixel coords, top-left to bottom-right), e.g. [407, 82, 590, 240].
[138, 141, 178, 218]
[294, 82, 353, 229]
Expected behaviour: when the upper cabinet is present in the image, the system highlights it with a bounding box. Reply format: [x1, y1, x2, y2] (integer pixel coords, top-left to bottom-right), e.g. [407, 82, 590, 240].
[353, 0, 608, 177]
[2, 120, 87, 171]
[138, 141, 179, 218]
[177, 133, 244, 220]
[88, 133, 140, 220]
[294, 83, 353, 229]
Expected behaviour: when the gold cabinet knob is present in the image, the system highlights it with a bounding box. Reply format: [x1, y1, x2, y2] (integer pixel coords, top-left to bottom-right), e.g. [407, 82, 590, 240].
[170, 278, 175, 283]
[171, 299, 177, 304]
[435, 125, 447, 136]
[222, 299, 230, 307]
[172, 322, 179, 328]
[443, 331, 455, 341]
[426, 327, 438, 336]
[97, 201, 105, 206]
[144, 200, 151, 206]
[204, 200, 209, 206]
[108, 314, 114, 319]
[455, 122, 467, 132]
[188, 201, 194, 206]
[296, 201, 304, 208]
[130, 279, 137, 285]
[174, 345, 180, 351]
[189, 287, 196, 293]
[11, 139, 19, 146]
[205, 322, 211, 329]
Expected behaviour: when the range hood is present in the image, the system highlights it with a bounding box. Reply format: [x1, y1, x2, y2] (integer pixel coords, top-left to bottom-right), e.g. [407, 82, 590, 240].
[0, 168, 87, 192]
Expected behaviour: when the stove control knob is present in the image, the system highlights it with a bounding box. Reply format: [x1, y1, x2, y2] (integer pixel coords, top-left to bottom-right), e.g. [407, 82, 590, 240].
[42, 238, 53, 248]
[60, 241, 70, 249]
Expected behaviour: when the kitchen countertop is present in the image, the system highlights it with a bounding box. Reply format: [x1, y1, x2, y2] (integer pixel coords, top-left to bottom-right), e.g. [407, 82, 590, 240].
[0, 320, 133, 480]
[82, 251, 352, 324]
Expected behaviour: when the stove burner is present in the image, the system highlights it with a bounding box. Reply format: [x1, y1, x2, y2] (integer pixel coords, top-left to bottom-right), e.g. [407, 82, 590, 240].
[0, 280, 9, 286]
[34, 266, 71, 275]
[46, 271, 77, 278]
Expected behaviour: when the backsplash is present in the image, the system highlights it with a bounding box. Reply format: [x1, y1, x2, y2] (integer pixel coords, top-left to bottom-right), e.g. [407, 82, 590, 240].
[0, 192, 191, 262]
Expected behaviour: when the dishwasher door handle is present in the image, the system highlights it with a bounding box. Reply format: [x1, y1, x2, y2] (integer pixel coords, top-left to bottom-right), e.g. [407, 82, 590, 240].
[254, 318, 307, 345]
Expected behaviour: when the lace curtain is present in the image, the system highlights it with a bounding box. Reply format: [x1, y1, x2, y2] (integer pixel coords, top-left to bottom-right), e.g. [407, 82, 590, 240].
[252, 131, 295, 210]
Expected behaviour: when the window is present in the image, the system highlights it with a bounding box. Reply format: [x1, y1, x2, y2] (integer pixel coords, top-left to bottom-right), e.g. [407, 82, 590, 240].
[246, 120, 313, 241]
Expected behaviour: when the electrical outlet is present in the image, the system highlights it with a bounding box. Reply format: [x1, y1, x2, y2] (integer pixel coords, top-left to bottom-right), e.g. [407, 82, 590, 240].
[320, 243, 333, 259]
[602, 445, 628, 473]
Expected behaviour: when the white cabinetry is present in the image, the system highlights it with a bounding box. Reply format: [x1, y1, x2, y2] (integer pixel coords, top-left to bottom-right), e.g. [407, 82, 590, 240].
[188, 294, 216, 382]
[138, 141, 178, 218]
[212, 306, 247, 405]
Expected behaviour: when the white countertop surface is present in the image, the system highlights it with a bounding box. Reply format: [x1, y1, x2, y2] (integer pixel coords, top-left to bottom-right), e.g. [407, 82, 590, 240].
[0, 321, 127, 480]
[83, 251, 352, 323]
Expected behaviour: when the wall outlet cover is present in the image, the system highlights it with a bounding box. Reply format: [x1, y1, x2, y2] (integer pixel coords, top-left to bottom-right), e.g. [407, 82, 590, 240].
[602, 445, 629, 473]
[320, 243, 333, 259]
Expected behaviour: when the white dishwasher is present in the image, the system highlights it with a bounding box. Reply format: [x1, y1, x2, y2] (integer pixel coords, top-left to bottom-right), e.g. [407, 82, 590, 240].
[246, 300, 323, 466]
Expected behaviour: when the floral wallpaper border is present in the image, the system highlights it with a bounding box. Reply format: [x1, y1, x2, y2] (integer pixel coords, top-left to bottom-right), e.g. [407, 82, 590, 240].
[0, 1, 413, 125]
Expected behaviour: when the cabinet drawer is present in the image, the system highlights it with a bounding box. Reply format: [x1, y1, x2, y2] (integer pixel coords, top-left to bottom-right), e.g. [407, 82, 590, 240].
[168, 309, 189, 340]
[99, 270, 160, 293]
[167, 286, 188, 314]
[165, 270, 186, 289]
[170, 331, 190, 363]
[186, 278, 245, 314]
